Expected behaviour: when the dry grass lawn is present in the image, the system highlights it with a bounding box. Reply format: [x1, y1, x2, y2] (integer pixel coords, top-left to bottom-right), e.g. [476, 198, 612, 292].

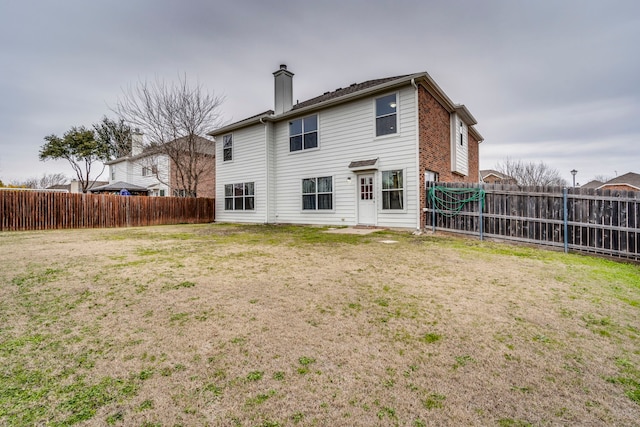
[0, 224, 639, 427]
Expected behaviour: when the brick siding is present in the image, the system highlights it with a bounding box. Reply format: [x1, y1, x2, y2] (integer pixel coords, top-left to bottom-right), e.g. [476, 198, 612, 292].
[417, 85, 480, 226]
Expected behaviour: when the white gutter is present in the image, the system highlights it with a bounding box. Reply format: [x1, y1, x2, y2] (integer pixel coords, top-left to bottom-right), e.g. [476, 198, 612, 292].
[411, 78, 421, 231]
[259, 117, 269, 224]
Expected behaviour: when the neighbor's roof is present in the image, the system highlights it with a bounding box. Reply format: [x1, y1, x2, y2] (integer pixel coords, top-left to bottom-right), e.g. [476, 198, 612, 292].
[88, 181, 149, 192]
[580, 180, 604, 189]
[598, 172, 640, 190]
[106, 135, 214, 165]
[210, 72, 483, 142]
[480, 170, 512, 180]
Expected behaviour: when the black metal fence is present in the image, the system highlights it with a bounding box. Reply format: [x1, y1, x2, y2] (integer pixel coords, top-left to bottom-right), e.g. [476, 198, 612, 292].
[425, 183, 640, 261]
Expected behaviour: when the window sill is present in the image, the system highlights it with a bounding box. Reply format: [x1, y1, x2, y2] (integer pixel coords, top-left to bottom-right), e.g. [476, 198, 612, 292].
[374, 132, 399, 141]
[289, 146, 320, 155]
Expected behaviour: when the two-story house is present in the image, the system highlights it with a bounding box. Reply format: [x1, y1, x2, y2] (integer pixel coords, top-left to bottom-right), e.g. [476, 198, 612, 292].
[103, 131, 216, 197]
[209, 65, 483, 229]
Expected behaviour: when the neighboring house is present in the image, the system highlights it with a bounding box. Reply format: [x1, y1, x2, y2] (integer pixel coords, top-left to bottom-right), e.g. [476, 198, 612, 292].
[104, 132, 215, 197]
[89, 181, 149, 195]
[47, 180, 108, 193]
[480, 170, 517, 184]
[209, 65, 483, 229]
[579, 180, 604, 189]
[596, 172, 640, 192]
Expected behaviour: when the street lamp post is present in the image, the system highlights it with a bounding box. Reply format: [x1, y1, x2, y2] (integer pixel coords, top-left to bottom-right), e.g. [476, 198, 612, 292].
[570, 169, 577, 188]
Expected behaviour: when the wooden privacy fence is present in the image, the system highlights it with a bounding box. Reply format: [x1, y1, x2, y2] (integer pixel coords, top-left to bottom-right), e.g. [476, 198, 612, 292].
[0, 190, 215, 231]
[425, 183, 640, 261]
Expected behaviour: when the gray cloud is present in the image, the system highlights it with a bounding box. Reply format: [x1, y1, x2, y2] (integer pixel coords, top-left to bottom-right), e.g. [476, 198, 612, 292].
[1, 0, 638, 184]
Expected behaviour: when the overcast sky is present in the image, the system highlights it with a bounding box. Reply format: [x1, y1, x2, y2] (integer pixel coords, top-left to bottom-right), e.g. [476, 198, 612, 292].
[1, 0, 638, 186]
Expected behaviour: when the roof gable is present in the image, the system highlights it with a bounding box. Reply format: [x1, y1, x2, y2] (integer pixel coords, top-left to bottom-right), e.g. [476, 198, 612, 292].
[598, 172, 640, 190]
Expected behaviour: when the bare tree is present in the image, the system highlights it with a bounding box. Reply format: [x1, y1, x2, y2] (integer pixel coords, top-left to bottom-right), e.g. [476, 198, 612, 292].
[114, 75, 224, 197]
[592, 174, 612, 183]
[12, 173, 69, 189]
[495, 158, 567, 187]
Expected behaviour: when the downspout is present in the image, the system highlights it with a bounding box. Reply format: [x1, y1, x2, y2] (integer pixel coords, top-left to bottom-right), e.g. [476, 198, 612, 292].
[260, 117, 269, 224]
[411, 78, 421, 231]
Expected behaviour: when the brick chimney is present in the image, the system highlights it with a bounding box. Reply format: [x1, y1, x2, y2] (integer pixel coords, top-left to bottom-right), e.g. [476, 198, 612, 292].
[273, 64, 294, 115]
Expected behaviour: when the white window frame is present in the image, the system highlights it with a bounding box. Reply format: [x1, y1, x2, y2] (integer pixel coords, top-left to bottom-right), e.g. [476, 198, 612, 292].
[301, 176, 334, 211]
[222, 134, 233, 162]
[375, 93, 398, 138]
[381, 169, 405, 211]
[224, 182, 255, 211]
[289, 114, 319, 153]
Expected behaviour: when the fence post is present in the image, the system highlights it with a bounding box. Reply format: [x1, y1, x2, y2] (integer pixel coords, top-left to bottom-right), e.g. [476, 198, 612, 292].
[563, 187, 568, 254]
[431, 186, 436, 233]
[478, 188, 483, 241]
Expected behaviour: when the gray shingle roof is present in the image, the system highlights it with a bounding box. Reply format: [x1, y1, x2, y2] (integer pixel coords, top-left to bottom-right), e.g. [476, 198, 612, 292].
[580, 180, 604, 189]
[89, 181, 149, 192]
[292, 75, 410, 110]
[600, 172, 640, 188]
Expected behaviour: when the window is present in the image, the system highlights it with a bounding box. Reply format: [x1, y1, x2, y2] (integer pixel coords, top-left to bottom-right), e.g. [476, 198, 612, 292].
[224, 182, 254, 210]
[302, 176, 332, 210]
[425, 170, 439, 183]
[289, 115, 318, 152]
[159, 189, 165, 197]
[142, 165, 157, 177]
[223, 134, 233, 161]
[173, 189, 195, 197]
[382, 170, 403, 210]
[376, 94, 397, 136]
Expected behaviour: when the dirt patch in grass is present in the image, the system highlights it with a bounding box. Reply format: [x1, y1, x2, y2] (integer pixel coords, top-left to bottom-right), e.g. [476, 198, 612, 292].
[1, 224, 639, 426]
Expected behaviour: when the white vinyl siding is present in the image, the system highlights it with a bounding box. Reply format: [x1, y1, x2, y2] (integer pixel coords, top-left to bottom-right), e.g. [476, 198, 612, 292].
[450, 113, 468, 176]
[215, 124, 266, 223]
[108, 155, 170, 195]
[272, 86, 418, 228]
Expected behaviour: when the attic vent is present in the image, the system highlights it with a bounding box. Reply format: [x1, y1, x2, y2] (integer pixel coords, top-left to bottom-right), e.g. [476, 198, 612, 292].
[323, 92, 330, 95]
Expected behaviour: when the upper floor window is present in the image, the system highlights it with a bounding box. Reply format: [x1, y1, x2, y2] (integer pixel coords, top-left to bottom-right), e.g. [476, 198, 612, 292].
[302, 176, 333, 210]
[225, 182, 255, 210]
[376, 94, 397, 136]
[142, 165, 158, 177]
[381, 170, 403, 210]
[289, 115, 318, 152]
[223, 134, 233, 161]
